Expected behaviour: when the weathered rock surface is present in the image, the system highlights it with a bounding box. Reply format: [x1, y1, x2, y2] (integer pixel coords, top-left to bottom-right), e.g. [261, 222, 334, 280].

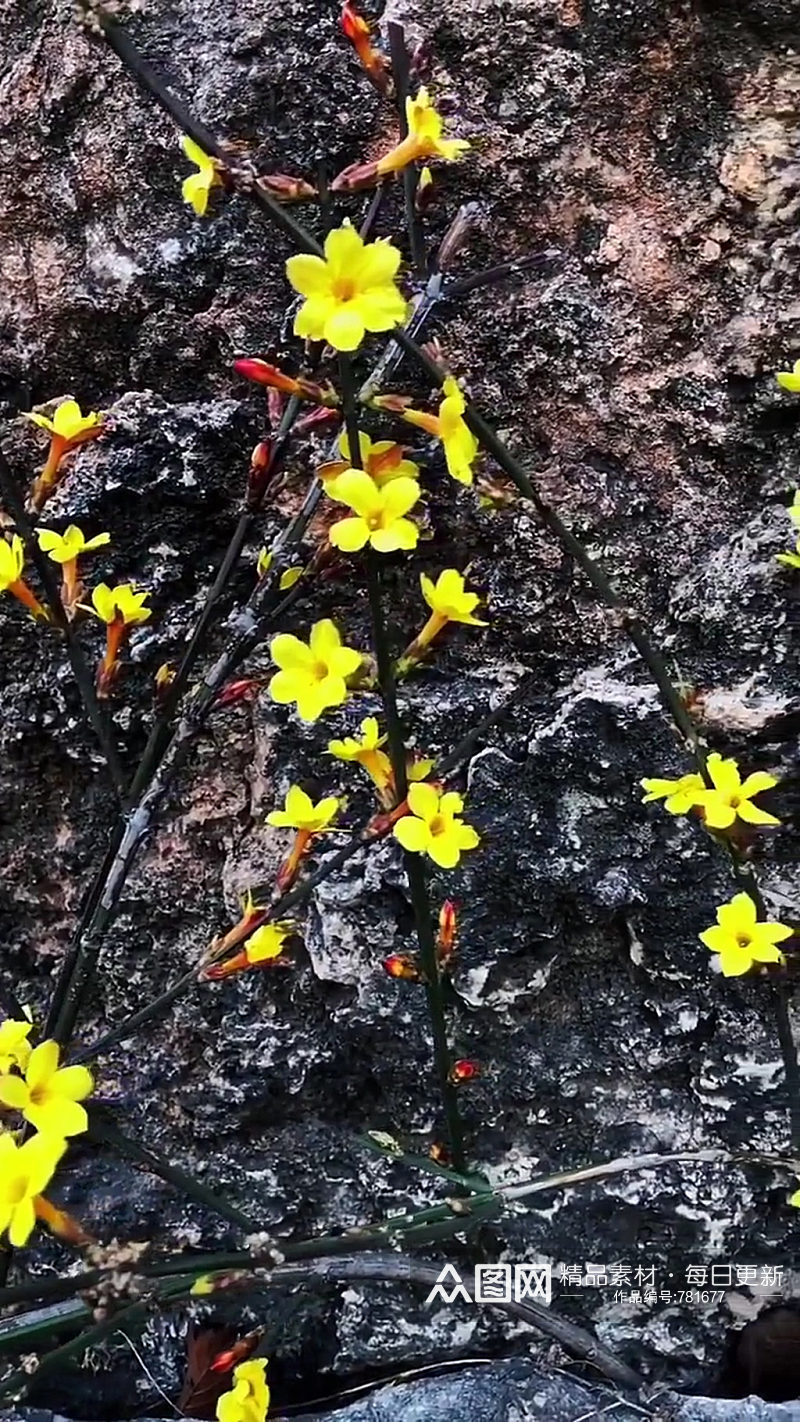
[1, 0, 799, 1413]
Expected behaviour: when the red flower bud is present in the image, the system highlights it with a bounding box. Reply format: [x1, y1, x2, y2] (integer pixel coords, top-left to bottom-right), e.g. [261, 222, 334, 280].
[436, 900, 457, 964]
[449, 1058, 480, 1084]
[383, 952, 422, 981]
[215, 678, 261, 708]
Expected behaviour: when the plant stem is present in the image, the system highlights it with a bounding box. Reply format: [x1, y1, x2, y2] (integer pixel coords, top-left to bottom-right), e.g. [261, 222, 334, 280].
[387, 24, 426, 278]
[0, 451, 127, 797]
[126, 396, 302, 803]
[86, 1112, 260, 1233]
[74, 676, 534, 1062]
[338, 354, 466, 1171]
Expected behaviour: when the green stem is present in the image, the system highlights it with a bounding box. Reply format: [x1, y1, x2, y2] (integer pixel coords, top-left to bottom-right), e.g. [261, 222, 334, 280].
[74, 678, 532, 1063]
[339, 353, 466, 1171]
[387, 23, 426, 277]
[86, 1113, 260, 1233]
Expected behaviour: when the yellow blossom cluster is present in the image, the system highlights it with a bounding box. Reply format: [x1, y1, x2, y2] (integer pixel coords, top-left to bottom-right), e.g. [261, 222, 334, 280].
[0, 1025, 93, 1247]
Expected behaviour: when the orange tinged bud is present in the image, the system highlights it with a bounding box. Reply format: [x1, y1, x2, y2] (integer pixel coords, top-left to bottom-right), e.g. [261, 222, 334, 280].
[234, 359, 340, 407]
[449, 1058, 480, 1084]
[258, 173, 318, 203]
[436, 899, 457, 965]
[428, 1141, 451, 1165]
[383, 952, 422, 981]
[340, 1, 392, 95]
[215, 678, 261, 708]
[209, 1332, 261, 1373]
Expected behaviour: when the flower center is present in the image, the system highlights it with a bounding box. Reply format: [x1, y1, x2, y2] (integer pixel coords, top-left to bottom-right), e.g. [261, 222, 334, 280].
[29, 1084, 47, 1106]
[332, 278, 357, 302]
[312, 661, 329, 680]
[429, 814, 446, 836]
[366, 512, 383, 530]
[736, 934, 752, 950]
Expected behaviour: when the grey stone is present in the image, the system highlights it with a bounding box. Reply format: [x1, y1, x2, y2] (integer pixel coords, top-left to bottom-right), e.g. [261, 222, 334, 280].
[1, 0, 800, 1410]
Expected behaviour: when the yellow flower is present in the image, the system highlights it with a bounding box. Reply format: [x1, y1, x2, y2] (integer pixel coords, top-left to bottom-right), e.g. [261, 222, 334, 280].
[376, 88, 470, 175]
[90, 582, 151, 626]
[245, 923, 293, 966]
[393, 782, 480, 869]
[0, 534, 24, 592]
[38, 525, 111, 614]
[0, 1132, 67, 1247]
[87, 584, 152, 697]
[23, 399, 102, 444]
[23, 400, 104, 510]
[216, 1358, 270, 1422]
[286, 222, 407, 352]
[397, 569, 486, 674]
[776, 359, 800, 393]
[0, 1040, 93, 1136]
[37, 525, 110, 564]
[696, 752, 780, 830]
[181, 136, 222, 217]
[267, 785, 341, 833]
[0, 1019, 33, 1074]
[328, 716, 393, 794]
[327, 469, 421, 553]
[319, 430, 419, 488]
[789, 490, 800, 527]
[400, 378, 479, 485]
[0, 535, 46, 620]
[699, 892, 792, 977]
[640, 771, 706, 815]
[421, 568, 485, 627]
[269, 619, 363, 722]
[777, 539, 800, 570]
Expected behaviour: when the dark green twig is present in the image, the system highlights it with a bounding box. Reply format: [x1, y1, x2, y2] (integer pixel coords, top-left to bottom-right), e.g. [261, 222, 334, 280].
[86, 1112, 260, 1233]
[126, 396, 302, 804]
[387, 24, 426, 277]
[339, 353, 466, 1170]
[74, 674, 535, 1062]
[0, 450, 127, 797]
[81, 6, 322, 258]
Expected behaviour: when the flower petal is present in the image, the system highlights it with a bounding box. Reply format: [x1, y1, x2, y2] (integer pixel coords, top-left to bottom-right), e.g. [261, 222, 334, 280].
[428, 836, 460, 869]
[736, 800, 781, 826]
[268, 670, 305, 705]
[294, 295, 337, 341]
[407, 782, 440, 822]
[26, 1040, 59, 1091]
[706, 753, 740, 797]
[324, 305, 366, 352]
[310, 619, 341, 660]
[270, 634, 314, 672]
[393, 816, 430, 853]
[356, 288, 408, 333]
[52, 1064, 93, 1102]
[381, 476, 421, 521]
[27, 1097, 88, 1137]
[329, 468, 381, 517]
[370, 519, 418, 553]
[0, 1074, 28, 1110]
[285, 253, 331, 297]
[330, 516, 370, 552]
[8, 1198, 36, 1247]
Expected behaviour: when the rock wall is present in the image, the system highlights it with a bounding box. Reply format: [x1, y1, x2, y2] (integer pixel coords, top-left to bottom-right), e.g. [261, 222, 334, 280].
[1, 0, 799, 1413]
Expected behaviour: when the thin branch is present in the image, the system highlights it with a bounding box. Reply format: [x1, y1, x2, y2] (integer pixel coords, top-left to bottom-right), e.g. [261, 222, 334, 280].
[387, 24, 426, 277]
[74, 675, 535, 1061]
[0, 450, 127, 797]
[338, 354, 466, 1170]
[86, 1112, 260, 1232]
